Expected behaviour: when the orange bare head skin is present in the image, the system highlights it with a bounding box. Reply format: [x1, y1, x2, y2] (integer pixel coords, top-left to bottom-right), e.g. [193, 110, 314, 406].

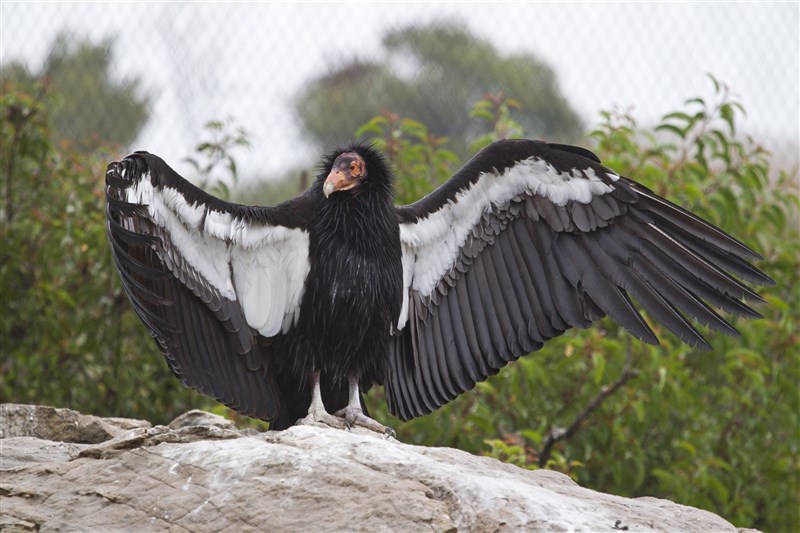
[323, 152, 367, 198]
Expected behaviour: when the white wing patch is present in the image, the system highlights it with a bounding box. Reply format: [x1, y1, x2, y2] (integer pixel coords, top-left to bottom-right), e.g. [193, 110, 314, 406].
[398, 157, 616, 315]
[232, 235, 310, 336]
[126, 175, 310, 337]
[397, 247, 415, 331]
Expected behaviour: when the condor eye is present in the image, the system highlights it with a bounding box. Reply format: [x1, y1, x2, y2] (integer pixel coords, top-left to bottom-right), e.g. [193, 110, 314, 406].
[349, 162, 357, 171]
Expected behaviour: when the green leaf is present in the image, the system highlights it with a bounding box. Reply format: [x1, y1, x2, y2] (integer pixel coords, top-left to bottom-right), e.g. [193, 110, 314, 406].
[469, 133, 496, 153]
[592, 352, 606, 385]
[657, 366, 667, 392]
[677, 440, 696, 457]
[661, 111, 695, 125]
[706, 72, 721, 92]
[705, 475, 730, 504]
[521, 429, 543, 446]
[355, 116, 388, 137]
[720, 103, 736, 134]
[632, 400, 645, 422]
[655, 123, 688, 139]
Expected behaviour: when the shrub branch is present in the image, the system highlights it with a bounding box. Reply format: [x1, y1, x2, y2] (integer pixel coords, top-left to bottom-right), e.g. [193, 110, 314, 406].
[538, 341, 639, 468]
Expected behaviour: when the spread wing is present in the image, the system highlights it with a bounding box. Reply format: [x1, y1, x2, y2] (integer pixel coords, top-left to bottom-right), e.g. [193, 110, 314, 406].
[386, 139, 773, 421]
[105, 152, 314, 420]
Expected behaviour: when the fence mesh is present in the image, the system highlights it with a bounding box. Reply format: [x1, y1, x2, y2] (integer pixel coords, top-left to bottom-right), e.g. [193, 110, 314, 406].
[2, 2, 798, 182]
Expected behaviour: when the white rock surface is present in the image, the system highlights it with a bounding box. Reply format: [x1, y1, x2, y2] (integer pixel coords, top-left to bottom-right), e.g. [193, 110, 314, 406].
[0, 404, 757, 532]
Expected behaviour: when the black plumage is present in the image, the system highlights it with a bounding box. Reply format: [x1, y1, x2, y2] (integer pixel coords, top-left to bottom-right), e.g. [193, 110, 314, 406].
[105, 139, 773, 430]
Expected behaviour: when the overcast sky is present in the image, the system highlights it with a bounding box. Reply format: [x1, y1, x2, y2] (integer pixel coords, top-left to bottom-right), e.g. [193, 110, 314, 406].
[2, 1, 797, 180]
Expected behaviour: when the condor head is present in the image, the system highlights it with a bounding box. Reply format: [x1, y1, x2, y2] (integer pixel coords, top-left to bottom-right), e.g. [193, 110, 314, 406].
[323, 152, 367, 198]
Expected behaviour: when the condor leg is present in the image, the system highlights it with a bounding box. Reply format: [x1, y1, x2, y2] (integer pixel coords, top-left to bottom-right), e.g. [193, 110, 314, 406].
[296, 370, 346, 429]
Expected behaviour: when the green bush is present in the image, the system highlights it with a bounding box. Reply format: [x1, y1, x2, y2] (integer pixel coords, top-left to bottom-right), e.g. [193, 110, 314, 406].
[363, 81, 799, 532]
[0, 81, 207, 423]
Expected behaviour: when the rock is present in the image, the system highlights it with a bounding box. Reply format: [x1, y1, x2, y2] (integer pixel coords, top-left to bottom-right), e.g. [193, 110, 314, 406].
[0, 403, 150, 444]
[0, 404, 758, 532]
[168, 409, 237, 430]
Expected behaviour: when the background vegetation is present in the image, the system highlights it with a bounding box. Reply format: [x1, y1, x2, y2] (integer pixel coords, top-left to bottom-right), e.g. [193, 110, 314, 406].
[359, 83, 799, 531]
[1, 37, 797, 533]
[295, 23, 583, 159]
[1, 34, 149, 153]
[1, 79, 209, 420]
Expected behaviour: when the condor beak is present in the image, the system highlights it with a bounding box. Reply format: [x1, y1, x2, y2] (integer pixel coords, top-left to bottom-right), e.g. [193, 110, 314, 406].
[323, 168, 355, 198]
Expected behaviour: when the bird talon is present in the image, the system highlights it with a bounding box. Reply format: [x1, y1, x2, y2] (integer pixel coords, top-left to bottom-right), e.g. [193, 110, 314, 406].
[334, 406, 394, 435]
[296, 410, 346, 430]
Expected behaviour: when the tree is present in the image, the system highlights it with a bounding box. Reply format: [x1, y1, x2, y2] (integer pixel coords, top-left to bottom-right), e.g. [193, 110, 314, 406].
[1, 34, 149, 151]
[360, 81, 799, 533]
[0, 80, 200, 424]
[294, 23, 583, 157]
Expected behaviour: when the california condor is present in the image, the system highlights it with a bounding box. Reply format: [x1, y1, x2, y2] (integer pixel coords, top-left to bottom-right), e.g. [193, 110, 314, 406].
[105, 140, 772, 432]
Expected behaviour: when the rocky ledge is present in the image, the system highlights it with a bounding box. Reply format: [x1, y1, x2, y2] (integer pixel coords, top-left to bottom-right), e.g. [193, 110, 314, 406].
[0, 404, 758, 532]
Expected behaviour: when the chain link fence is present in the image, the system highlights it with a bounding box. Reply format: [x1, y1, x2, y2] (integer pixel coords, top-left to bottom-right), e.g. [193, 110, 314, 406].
[2, 2, 797, 181]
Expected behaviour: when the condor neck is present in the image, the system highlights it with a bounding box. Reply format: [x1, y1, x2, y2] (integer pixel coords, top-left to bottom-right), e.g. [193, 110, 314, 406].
[314, 186, 397, 249]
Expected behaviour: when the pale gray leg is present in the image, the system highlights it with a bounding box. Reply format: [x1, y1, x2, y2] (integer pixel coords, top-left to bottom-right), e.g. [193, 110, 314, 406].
[297, 370, 346, 429]
[335, 376, 395, 437]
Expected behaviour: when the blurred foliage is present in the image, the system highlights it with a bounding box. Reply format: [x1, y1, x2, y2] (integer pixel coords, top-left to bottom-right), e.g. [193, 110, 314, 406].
[1, 33, 149, 152]
[0, 80, 206, 423]
[362, 80, 798, 532]
[1, 69, 796, 532]
[295, 22, 582, 158]
[184, 119, 251, 200]
[356, 110, 460, 205]
[230, 170, 309, 207]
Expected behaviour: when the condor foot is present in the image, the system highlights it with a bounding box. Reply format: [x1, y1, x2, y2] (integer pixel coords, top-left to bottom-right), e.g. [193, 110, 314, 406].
[335, 406, 395, 437]
[296, 407, 346, 430]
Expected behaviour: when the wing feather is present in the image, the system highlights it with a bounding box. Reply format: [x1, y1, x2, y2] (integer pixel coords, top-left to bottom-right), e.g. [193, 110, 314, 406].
[408, 305, 440, 413]
[436, 291, 472, 394]
[508, 220, 562, 339]
[388, 139, 771, 420]
[471, 254, 511, 367]
[419, 314, 448, 407]
[495, 228, 542, 349]
[429, 305, 459, 400]
[526, 218, 584, 328]
[106, 152, 313, 421]
[453, 277, 484, 381]
[483, 231, 527, 356]
[463, 259, 498, 367]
